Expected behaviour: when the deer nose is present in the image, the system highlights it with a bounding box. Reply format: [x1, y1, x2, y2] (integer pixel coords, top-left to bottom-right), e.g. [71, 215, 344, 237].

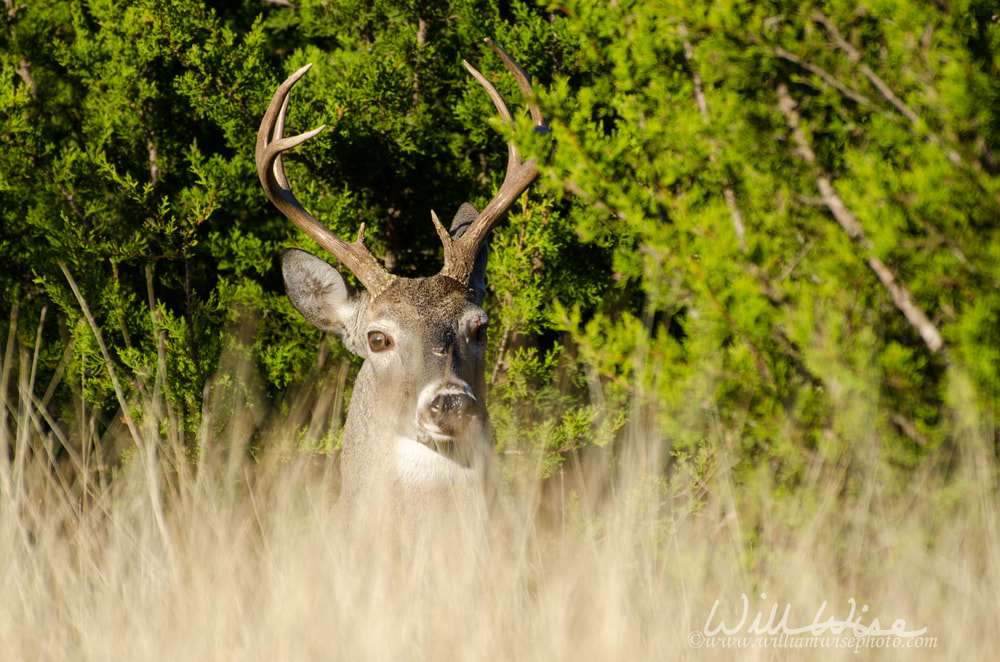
[417, 380, 478, 439]
[428, 392, 473, 420]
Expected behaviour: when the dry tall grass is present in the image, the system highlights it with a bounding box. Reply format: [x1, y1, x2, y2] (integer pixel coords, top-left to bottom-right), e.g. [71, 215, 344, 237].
[1, 316, 996, 661]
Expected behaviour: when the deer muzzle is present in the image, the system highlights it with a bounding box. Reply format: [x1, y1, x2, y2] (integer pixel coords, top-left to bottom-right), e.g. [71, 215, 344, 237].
[416, 380, 480, 443]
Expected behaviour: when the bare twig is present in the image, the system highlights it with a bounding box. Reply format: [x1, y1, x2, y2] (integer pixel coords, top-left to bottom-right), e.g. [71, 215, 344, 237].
[413, 6, 428, 106]
[890, 412, 929, 446]
[680, 25, 747, 253]
[5, 1, 37, 97]
[489, 324, 510, 386]
[147, 138, 160, 189]
[771, 45, 873, 109]
[776, 84, 944, 354]
[777, 239, 814, 283]
[810, 11, 921, 127]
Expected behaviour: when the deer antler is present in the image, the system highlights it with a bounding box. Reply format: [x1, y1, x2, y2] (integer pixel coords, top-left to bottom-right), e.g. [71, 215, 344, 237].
[437, 39, 549, 287]
[256, 64, 394, 296]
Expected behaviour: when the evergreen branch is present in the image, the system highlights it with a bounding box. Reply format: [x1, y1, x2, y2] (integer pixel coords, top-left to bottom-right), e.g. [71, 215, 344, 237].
[57, 263, 143, 448]
[1, 128, 87, 223]
[691, 259, 777, 387]
[810, 11, 984, 177]
[59, 260, 175, 552]
[762, 14, 971, 177]
[563, 180, 627, 220]
[776, 84, 944, 355]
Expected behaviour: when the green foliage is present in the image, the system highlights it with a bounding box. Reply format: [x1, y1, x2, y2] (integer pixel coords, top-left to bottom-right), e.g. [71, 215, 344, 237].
[534, 0, 999, 489]
[1, 0, 998, 496]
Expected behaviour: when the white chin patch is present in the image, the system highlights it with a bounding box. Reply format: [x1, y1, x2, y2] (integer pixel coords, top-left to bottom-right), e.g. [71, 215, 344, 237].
[393, 436, 477, 486]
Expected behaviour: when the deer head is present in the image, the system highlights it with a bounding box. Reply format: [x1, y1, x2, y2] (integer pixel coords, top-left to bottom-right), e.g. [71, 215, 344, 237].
[255, 40, 547, 522]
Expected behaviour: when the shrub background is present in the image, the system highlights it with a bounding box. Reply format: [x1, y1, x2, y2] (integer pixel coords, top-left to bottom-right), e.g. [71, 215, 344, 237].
[1, 0, 997, 490]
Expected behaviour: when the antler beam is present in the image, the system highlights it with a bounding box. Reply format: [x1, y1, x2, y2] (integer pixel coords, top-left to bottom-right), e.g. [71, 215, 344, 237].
[257, 40, 546, 296]
[437, 39, 549, 287]
[256, 64, 394, 296]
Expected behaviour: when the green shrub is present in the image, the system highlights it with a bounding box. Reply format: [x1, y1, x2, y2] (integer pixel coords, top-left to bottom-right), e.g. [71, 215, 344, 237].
[2, 0, 997, 494]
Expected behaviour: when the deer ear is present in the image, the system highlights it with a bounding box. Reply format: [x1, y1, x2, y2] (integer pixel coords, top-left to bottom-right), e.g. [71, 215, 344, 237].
[282, 248, 360, 337]
[449, 203, 488, 304]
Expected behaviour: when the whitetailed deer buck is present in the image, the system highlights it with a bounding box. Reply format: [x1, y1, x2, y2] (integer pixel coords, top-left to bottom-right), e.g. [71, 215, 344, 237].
[256, 40, 546, 528]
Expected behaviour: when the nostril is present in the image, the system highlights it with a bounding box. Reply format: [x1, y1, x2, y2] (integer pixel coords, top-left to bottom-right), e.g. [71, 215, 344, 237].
[418, 382, 478, 439]
[429, 393, 470, 419]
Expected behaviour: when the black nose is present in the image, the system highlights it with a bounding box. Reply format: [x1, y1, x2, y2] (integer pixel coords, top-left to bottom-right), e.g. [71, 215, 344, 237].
[428, 392, 473, 422]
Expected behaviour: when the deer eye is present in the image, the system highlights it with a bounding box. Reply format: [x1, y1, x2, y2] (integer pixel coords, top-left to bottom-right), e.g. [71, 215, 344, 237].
[367, 331, 392, 353]
[473, 322, 488, 345]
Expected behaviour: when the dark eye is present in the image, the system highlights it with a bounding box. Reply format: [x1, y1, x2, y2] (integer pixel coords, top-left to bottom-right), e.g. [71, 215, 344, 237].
[473, 322, 488, 345]
[368, 331, 392, 352]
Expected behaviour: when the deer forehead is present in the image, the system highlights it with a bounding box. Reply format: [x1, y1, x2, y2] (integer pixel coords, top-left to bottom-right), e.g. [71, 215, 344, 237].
[365, 275, 486, 334]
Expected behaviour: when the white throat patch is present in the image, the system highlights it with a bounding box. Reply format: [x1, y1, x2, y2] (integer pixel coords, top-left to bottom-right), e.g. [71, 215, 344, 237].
[393, 435, 480, 487]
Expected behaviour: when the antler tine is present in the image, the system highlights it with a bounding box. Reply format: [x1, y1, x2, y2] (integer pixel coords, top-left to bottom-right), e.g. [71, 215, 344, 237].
[483, 38, 546, 128]
[256, 65, 393, 295]
[440, 40, 549, 287]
